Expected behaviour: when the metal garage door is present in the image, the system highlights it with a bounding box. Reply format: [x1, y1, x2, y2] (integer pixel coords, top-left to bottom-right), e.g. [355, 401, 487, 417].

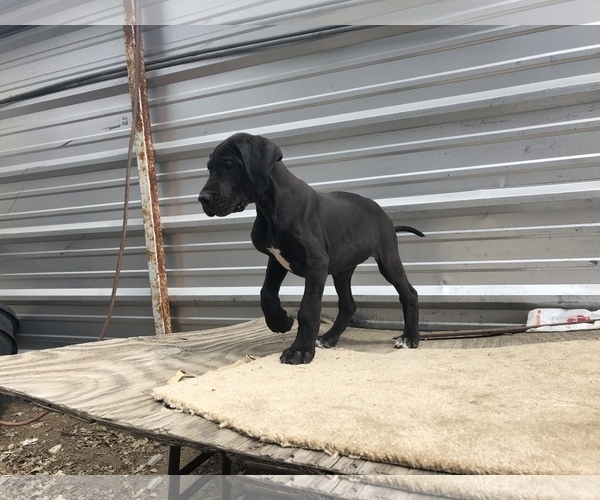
[1, 23, 599, 347]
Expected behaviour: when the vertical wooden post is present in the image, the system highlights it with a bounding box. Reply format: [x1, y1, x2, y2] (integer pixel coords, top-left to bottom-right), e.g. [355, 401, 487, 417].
[123, 0, 172, 335]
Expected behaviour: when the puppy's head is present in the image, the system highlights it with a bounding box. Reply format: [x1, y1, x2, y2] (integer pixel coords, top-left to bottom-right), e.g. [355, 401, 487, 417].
[198, 132, 282, 217]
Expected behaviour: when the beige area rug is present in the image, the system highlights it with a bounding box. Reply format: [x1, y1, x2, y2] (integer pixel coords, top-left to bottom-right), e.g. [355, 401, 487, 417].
[350, 475, 600, 499]
[152, 339, 599, 474]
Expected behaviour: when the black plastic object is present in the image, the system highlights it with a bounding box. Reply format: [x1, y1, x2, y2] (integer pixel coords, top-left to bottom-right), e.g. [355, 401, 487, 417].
[0, 304, 19, 355]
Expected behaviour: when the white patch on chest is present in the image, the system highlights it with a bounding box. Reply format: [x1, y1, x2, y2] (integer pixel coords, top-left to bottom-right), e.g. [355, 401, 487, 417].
[267, 247, 292, 272]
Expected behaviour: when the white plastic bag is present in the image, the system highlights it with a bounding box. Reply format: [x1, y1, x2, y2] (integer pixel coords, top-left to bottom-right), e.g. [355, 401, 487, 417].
[526, 308, 600, 332]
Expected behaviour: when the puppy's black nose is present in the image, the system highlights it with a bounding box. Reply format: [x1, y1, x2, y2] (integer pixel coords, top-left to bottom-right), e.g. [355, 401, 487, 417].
[198, 192, 213, 205]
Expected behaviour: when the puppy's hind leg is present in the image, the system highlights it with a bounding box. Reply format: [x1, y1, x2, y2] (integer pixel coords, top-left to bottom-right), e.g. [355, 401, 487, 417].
[375, 247, 420, 349]
[316, 267, 357, 348]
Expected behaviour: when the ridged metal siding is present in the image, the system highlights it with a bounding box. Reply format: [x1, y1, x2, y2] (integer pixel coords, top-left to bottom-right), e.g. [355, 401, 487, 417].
[1, 24, 599, 348]
[3, 0, 599, 25]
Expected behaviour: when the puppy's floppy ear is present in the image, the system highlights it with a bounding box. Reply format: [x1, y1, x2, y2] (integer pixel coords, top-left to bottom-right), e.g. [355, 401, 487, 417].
[234, 134, 283, 195]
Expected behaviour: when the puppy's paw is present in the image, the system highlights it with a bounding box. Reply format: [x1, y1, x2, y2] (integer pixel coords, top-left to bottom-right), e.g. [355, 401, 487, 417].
[280, 347, 314, 365]
[266, 313, 294, 334]
[315, 335, 337, 348]
[394, 336, 419, 349]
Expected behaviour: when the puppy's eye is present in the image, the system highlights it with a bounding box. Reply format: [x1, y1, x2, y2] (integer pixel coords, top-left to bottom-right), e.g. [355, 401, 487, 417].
[223, 160, 234, 169]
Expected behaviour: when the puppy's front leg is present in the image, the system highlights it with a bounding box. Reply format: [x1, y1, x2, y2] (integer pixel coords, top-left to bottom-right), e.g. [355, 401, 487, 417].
[261, 256, 294, 333]
[280, 265, 327, 365]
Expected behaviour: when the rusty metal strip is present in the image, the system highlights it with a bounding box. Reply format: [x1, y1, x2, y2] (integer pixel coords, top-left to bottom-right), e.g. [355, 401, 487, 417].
[123, 0, 172, 335]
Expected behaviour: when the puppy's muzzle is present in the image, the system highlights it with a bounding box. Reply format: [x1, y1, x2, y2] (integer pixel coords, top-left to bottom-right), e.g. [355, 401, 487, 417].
[198, 192, 216, 217]
[198, 192, 247, 216]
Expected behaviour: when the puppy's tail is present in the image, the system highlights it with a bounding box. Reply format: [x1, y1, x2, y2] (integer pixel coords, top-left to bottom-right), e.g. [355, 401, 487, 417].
[395, 225, 425, 238]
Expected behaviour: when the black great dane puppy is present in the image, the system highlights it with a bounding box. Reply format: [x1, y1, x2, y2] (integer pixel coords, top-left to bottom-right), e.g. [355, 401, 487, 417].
[199, 133, 424, 365]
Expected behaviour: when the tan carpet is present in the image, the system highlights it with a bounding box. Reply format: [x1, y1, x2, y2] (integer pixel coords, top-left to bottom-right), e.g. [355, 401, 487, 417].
[152, 339, 599, 474]
[355, 475, 600, 499]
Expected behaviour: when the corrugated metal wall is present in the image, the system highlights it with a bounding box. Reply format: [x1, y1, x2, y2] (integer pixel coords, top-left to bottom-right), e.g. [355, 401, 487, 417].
[3, 0, 598, 25]
[1, 24, 599, 348]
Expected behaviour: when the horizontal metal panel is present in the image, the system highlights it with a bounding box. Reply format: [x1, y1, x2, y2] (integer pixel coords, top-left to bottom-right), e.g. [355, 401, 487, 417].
[0, 24, 353, 104]
[1, 24, 600, 348]
[2, 0, 598, 25]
